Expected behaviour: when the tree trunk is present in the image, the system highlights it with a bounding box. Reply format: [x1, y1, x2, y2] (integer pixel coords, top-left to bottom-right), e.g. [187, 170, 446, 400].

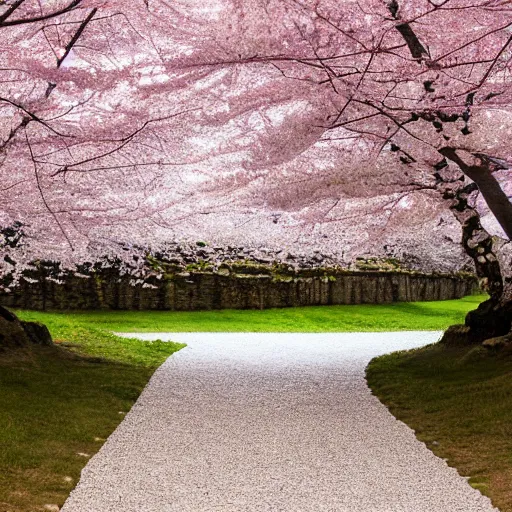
[465, 283, 512, 345]
[388, 8, 512, 344]
[439, 147, 512, 240]
[435, 165, 512, 345]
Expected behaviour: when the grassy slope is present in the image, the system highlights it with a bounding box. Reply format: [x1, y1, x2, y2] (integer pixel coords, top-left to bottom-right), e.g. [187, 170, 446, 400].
[367, 344, 512, 512]
[2, 294, 491, 511]
[0, 318, 184, 512]
[16, 294, 486, 333]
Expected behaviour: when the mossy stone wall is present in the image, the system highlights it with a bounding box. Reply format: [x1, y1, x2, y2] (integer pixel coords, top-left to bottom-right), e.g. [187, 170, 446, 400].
[0, 271, 477, 311]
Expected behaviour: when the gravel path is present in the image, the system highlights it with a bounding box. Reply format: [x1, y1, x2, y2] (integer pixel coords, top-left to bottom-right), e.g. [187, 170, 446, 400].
[62, 332, 498, 512]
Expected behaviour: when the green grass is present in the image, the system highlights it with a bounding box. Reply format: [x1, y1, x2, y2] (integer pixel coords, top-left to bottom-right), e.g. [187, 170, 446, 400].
[15, 294, 487, 333]
[367, 343, 512, 512]
[0, 317, 184, 512]
[2, 293, 487, 510]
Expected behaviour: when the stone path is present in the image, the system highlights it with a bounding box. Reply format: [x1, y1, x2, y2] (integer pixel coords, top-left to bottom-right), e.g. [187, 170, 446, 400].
[62, 332, 498, 512]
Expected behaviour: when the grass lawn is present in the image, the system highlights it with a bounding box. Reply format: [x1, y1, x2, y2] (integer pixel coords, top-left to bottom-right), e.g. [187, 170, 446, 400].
[367, 343, 512, 512]
[0, 318, 184, 512]
[1, 294, 492, 511]
[15, 294, 487, 333]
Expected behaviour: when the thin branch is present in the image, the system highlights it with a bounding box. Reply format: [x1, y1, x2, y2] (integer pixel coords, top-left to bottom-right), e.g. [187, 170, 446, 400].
[57, 8, 97, 68]
[0, 0, 81, 27]
[0, 0, 25, 24]
[0, 97, 73, 137]
[25, 132, 74, 250]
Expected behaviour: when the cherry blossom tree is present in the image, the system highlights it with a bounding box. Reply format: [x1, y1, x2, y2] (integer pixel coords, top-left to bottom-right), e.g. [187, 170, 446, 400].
[1, 0, 511, 343]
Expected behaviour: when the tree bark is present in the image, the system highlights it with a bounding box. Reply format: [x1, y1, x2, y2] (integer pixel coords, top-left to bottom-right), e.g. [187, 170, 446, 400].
[439, 147, 512, 240]
[465, 284, 512, 345]
[389, 4, 512, 344]
[436, 165, 512, 344]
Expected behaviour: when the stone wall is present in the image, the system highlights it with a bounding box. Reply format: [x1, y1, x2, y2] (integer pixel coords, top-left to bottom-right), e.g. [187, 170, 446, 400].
[0, 270, 477, 311]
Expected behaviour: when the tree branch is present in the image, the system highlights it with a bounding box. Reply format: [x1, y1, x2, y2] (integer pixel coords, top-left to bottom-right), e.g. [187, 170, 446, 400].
[0, 0, 81, 27]
[395, 23, 428, 61]
[57, 8, 97, 68]
[439, 147, 512, 240]
[387, 1, 429, 62]
[0, 0, 25, 24]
